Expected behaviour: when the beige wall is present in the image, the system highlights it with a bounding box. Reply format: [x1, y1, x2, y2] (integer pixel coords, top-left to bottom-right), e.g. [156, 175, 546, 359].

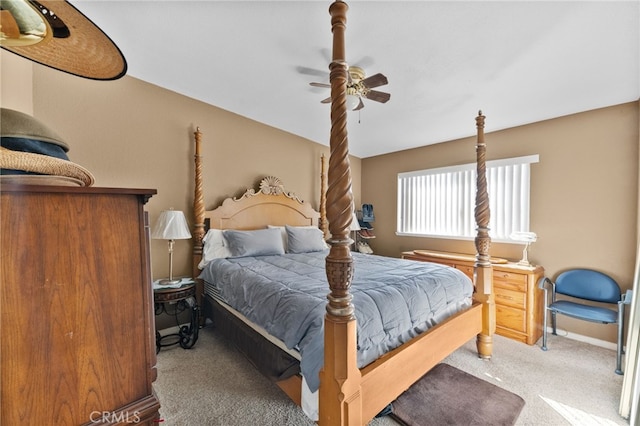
[362, 102, 640, 344]
[2, 56, 361, 283]
[0, 51, 33, 114]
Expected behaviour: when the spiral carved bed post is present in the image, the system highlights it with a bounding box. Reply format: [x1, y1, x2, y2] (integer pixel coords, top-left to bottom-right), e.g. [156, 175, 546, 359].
[473, 111, 495, 359]
[319, 154, 329, 239]
[319, 1, 362, 425]
[193, 127, 206, 313]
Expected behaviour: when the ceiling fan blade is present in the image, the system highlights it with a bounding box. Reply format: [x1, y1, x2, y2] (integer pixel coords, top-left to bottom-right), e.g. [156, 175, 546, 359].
[320, 97, 332, 104]
[352, 56, 374, 70]
[354, 98, 365, 111]
[310, 82, 331, 88]
[365, 90, 391, 103]
[296, 66, 329, 79]
[361, 73, 388, 89]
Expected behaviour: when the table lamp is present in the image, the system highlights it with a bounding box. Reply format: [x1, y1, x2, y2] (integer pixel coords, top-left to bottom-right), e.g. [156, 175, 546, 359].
[510, 231, 537, 266]
[350, 211, 361, 249]
[152, 209, 192, 285]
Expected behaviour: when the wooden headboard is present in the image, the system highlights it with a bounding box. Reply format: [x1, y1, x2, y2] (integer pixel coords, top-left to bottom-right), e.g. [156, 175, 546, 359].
[204, 176, 320, 231]
[191, 171, 320, 281]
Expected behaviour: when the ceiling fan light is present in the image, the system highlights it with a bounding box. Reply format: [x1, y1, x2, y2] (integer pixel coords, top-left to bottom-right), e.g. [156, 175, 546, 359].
[346, 94, 361, 111]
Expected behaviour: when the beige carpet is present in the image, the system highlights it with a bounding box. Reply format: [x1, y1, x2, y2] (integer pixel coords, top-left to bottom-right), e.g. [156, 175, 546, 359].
[154, 326, 627, 425]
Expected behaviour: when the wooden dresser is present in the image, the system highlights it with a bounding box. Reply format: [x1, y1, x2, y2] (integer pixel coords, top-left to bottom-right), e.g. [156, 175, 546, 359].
[1, 184, 160, 425]
[402, 250, 545, 345]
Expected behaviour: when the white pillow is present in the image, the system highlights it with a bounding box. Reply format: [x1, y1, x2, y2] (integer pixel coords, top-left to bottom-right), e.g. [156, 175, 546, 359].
[198, 229, 231, 269]
[285, 225, 328, 254]
[223, 228, 285, 258]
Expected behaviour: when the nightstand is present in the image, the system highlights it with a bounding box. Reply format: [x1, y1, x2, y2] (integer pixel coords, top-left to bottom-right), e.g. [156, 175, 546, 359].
[153, 279, 199, 353]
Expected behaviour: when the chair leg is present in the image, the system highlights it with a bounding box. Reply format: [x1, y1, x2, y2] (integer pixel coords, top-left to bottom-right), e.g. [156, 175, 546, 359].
[541, 308, 548, 351]
[551, 311, 558, 336]
[616, 337, 623, 374]
[616, 312, 624, 375]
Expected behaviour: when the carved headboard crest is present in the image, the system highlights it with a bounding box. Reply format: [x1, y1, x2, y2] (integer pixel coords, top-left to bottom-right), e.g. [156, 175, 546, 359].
[236, 176, 304, 203]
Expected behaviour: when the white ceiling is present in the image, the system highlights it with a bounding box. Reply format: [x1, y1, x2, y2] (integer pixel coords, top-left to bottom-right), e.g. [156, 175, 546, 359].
[73, 1, 639, 158]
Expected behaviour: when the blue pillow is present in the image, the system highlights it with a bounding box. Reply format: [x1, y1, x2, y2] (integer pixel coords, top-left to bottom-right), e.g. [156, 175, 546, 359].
[285, 225, 328, 254]
[223, 228, 285, 258]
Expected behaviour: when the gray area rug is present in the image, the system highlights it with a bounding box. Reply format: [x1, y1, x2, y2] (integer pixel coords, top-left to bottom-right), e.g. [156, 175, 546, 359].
[390, 363, 525, 426]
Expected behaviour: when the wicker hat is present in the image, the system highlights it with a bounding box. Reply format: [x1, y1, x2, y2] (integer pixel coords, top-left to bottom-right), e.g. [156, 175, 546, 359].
[0, 0, 126, 80]
[1, 108, 95, 186]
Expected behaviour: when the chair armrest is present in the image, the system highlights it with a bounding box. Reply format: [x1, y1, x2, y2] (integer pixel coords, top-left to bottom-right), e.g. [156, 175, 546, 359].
[538, 276, 554, 305]
[622, 289, 633, 305]
[538, 276, 554, 290]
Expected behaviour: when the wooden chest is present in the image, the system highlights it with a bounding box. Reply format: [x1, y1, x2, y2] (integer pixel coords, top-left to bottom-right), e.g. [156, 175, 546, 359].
[1, 184, 160, 425]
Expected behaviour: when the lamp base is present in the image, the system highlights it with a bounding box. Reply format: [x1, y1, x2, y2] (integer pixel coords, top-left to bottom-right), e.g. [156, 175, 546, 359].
[517, 244, 532, 266]
[158, 278, 182, 286]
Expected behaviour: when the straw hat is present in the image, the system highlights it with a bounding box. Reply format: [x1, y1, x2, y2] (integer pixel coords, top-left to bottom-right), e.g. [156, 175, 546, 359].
[0, 0, 126, 80]
[1, 108, 95, 186]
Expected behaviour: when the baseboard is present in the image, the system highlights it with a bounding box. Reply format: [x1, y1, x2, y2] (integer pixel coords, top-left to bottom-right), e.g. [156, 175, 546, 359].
[547, 327, 617, 351]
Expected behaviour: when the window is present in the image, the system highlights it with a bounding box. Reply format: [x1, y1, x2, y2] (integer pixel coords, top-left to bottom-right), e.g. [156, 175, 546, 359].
[397, 155, 539, 242]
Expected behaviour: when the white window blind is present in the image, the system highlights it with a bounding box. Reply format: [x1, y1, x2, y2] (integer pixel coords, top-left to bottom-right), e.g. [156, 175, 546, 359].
[397, 155, 539, 241]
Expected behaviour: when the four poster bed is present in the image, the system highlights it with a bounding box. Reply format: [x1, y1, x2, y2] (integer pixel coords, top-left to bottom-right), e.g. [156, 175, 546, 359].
[190, 2, 495, 425]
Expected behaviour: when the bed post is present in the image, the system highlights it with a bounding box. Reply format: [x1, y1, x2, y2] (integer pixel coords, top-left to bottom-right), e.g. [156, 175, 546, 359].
[473, 111, 495, 358]
[193, 127, 206, 312]
[319, 154, 329, 239]
[319, 1, 362, 425]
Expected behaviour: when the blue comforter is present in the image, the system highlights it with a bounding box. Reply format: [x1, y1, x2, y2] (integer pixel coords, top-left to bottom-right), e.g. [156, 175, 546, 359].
[199, 251, 473, 392]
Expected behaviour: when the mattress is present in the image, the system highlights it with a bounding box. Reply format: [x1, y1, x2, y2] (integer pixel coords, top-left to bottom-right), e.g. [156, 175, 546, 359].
[199, 251, 473, 393]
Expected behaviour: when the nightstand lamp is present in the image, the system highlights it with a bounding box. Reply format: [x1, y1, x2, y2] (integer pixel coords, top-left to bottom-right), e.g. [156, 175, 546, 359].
[510, 231, 537, 266]
[350, 211, 360, 247]
[152, 209, 192, 285]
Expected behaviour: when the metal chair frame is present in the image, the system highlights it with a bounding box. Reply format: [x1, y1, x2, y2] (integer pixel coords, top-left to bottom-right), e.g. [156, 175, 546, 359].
[539, 268, 633, 375]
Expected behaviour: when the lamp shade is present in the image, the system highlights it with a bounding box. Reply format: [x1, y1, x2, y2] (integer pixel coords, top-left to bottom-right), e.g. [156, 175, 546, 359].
[510, 231, 537, 243]
[350, 212, 361, 231]
[152, 210, 191, 240]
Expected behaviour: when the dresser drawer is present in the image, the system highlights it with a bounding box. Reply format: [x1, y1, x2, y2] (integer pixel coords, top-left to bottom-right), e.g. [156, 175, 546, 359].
[496, 304, 527, 333]
[494, 286, 526, 309]
[455, 264, 475, 280]
[493, 269, 527, 292]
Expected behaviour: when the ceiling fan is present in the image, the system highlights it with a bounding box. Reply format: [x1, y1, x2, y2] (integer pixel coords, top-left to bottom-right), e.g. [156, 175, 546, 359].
[309, 66, 390, 111]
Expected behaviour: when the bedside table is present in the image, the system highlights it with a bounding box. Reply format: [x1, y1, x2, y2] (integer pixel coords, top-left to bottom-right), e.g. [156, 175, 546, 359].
[153, 279, 199, 353]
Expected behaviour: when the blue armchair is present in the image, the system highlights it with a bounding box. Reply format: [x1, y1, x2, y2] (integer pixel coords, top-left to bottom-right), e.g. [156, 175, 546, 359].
[539, 268, 633, 374]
